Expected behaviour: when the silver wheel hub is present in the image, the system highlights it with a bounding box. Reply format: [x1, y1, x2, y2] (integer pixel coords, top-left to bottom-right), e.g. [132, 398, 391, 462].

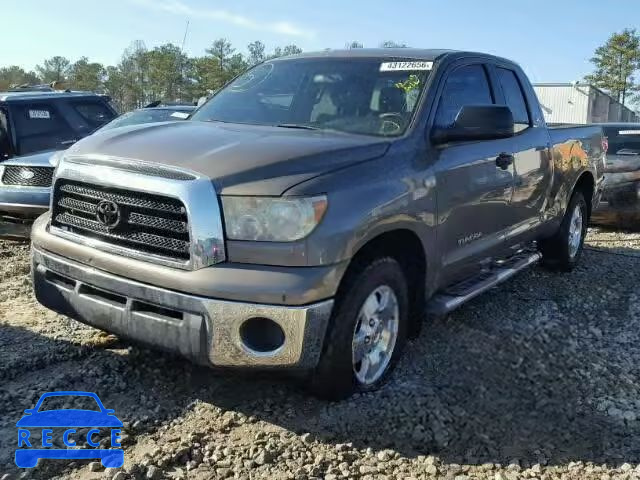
[568, 204, 584, 258]
[352, 285, 399, 386]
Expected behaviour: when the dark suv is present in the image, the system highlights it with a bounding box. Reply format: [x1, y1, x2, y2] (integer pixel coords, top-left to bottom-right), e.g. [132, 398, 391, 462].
[0, 90, 117, 236]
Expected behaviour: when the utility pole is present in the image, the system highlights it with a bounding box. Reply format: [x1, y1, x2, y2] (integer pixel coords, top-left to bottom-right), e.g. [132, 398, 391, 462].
[178, 20, 190, 102]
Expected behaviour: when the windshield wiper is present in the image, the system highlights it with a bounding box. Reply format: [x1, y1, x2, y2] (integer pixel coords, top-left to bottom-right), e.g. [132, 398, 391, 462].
[275, 123, 320, 130]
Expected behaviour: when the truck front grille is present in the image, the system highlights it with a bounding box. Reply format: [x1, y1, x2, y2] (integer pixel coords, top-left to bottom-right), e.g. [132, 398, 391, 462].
[51, 181, 190, 261]
[2, 166, 54, 187]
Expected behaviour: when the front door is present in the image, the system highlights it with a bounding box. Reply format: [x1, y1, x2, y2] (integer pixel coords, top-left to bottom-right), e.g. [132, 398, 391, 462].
[432, 63, 517, 284]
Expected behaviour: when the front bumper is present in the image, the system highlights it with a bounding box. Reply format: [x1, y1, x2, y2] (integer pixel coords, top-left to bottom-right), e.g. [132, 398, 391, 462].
[32, 246, 334, 368]
[0, 186, 50, 237]
[0, 186, 51, 215]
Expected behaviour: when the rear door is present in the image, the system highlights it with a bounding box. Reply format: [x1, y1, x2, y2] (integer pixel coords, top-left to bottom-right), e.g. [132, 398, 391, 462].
[488, 63, 552, 240]
[431, 62, 517, 284]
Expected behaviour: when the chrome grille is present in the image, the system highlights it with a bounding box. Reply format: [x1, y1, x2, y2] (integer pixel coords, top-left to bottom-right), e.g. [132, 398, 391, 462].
[51, 180, 190, 261]
[2, 166, 54, 187]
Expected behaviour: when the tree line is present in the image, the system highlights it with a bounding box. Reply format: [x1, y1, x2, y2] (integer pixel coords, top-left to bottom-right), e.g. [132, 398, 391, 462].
[0, 39, 407, 112]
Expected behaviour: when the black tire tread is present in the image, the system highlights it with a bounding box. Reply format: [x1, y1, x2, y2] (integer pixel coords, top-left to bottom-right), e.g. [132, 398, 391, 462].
[307, 257, 409, 401]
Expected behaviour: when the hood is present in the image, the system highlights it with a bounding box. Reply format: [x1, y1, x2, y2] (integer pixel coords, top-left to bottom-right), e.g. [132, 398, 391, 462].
[16, 410, 123, 428]
[66, 121, 390, 195]
[3, 150, 59, 168]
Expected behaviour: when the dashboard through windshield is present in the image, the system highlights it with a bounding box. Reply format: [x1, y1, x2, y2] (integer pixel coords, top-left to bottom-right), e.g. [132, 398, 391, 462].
[191, 58, 432, 137]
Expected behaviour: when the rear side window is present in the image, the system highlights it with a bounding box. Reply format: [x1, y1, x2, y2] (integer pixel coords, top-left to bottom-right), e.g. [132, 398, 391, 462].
[496, 68, 530, 132]
[71, 100, 115, 129]
[434, 64, 493, 128]
[10, 102, 76, 156]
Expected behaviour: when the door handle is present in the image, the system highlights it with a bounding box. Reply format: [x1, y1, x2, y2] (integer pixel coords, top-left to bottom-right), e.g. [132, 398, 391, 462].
[495, 153, 514, 170]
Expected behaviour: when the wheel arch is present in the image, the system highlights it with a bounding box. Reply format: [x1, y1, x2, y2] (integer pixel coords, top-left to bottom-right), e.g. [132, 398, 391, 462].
[571, 170, 596, 218]
[337, 227, 429, 338]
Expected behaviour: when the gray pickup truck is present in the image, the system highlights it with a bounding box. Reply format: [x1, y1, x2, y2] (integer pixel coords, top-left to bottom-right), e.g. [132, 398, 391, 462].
[31, 49, 605, 399]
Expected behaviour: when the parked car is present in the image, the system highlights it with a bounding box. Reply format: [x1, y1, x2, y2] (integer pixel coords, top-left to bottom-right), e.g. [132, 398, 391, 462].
[591, 123, 640, 227]
[31, 49, 605, 399]
[0, 101, 194, 238]
[0, 90, 117, 237]
[97, 104, 195, 133]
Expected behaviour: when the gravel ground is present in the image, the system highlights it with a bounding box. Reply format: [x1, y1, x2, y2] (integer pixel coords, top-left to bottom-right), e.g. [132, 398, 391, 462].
[1, 228, 640, 480]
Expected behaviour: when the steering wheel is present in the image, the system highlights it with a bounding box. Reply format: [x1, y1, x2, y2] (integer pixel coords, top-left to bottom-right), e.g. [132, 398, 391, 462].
[379, 113, 404, 135]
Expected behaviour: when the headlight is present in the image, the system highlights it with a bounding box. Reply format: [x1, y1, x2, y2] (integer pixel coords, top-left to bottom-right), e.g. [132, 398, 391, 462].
[222, 196, 328, 242]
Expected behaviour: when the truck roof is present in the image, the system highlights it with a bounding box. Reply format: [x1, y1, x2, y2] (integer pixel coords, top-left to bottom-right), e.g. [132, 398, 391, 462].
[0, 90, 108, 102]
[272, 48, 515, 64]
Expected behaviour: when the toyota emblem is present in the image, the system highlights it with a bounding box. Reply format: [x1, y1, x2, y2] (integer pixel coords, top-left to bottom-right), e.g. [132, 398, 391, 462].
[95, 200, 120, 228]
[19, 169, 35, 180]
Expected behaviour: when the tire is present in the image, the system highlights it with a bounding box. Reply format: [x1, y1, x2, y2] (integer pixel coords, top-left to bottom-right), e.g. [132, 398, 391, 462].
[539, 190, 588, 272]
[307, 257, 409, 401]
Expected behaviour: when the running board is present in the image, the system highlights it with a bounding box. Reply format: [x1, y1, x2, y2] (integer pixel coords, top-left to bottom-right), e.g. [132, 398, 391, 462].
[426, 251, 542, 316]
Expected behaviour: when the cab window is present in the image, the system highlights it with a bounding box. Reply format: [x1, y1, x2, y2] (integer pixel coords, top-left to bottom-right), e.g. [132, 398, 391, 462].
[0, 108, 12, 159]
[434, 64, 493, 129]
[70, 100, 116, 130]
[11, 102, 76, 155]
[496, 67, 530, 132]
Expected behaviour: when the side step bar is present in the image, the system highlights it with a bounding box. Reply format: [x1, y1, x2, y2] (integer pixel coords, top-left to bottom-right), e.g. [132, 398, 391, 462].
[426, 251, 542, 316]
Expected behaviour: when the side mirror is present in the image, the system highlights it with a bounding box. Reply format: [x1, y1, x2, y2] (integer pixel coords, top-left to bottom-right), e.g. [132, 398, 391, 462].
[432, 105, 514, 144]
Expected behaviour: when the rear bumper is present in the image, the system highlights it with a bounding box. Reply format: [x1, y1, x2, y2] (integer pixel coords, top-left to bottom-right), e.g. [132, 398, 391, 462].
[32, 246, 334, 368]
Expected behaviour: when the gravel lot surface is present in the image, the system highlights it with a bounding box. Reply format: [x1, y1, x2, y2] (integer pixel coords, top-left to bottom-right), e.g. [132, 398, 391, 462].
[1, 228, 640, 480]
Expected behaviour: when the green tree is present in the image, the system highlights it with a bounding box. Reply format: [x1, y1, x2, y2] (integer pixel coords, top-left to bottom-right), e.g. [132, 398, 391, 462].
[270, 44, 303, 59]
[68, 57, 105, 91]
[36, 56, 71, 83]
[207, 38, 235, 72]
[103, 65, 127, 111]
[585, 29, 640, 106]
[145, 44, 190, 102]
[380, 40, 407, 48]
[0, 66, 40, 89]
[346, 41, 364, 49]
[247, 41, 266, 65]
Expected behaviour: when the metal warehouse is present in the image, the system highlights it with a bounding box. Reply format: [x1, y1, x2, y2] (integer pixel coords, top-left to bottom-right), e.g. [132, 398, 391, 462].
[533, 83, 640, 124]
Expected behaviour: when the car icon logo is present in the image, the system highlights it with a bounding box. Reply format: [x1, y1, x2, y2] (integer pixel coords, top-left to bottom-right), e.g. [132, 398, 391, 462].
[15, 391, 124, 469]
[19, 169, 35, 180]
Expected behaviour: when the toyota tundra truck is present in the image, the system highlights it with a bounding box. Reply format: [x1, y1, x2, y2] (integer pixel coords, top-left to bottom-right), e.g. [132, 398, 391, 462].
[31, 49, 605, 399]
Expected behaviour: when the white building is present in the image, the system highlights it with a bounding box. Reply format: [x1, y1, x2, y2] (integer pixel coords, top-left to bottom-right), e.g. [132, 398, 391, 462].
[533, 83, 639, 125]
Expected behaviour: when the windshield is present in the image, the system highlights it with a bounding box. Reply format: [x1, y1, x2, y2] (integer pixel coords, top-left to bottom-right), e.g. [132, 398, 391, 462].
[37, 395, 100, 412]
[191, 58, 432, 137]
[603, 126, 640, 155]
[99, 108, 192, 132]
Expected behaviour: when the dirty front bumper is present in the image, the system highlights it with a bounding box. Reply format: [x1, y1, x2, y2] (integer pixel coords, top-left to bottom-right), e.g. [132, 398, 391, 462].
[32, 246, 334, 369]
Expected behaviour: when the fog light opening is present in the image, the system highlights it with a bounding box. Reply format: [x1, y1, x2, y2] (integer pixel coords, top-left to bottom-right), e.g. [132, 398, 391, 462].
[239, 317, 286, 354]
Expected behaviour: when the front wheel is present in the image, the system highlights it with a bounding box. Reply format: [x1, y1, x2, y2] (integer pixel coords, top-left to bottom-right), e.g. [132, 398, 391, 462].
[539, 190, 588, 271]
[307, 257, 409, 400]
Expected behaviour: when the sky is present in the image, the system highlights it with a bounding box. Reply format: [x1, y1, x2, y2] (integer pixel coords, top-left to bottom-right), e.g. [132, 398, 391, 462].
[0, 0, 637, 84]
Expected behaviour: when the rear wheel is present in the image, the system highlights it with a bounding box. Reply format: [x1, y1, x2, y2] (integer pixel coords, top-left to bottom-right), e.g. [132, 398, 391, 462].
[307, 257, 409, 400]
[539, 190, 588, 271]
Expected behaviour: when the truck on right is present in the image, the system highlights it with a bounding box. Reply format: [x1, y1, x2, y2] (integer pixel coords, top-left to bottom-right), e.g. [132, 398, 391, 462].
[591, 123, 640, 228]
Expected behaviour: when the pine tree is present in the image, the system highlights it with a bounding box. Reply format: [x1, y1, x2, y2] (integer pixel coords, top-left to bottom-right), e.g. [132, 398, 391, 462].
[585, 29, 640, 106]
